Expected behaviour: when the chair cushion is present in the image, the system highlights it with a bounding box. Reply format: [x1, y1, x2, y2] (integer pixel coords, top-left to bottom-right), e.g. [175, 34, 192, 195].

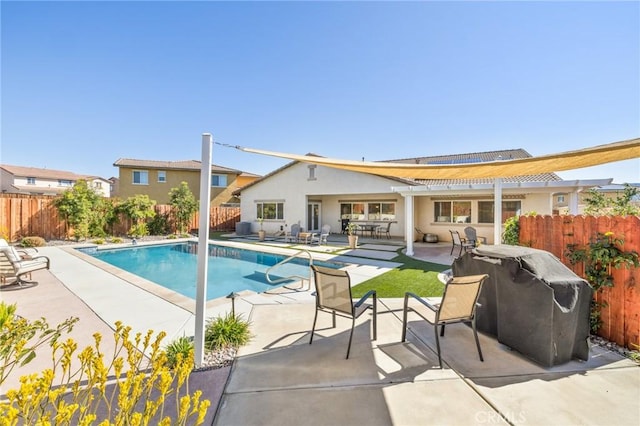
[1, 247, 22, 263]
[16, 257, 49, 274]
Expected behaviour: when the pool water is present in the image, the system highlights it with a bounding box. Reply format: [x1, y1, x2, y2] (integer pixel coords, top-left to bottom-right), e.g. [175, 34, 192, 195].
[77, 242, 343, 300]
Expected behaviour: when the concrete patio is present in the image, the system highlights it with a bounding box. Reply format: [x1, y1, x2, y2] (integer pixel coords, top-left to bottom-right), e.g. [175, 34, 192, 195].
[1, 240, 638, 425]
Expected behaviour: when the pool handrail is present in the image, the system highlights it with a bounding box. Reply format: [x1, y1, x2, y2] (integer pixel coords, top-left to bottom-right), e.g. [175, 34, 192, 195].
[265, 249, 313, 291]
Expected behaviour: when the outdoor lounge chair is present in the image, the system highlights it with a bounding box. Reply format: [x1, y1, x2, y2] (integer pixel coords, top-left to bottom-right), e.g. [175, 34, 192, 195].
[310, 265, 377, 359]
[285, 224, 301, 243]
[450, 230, 474, 257]
[0, 245, 51, 286]
[312, 224, 331, 245]
[0, 238, 39, 258]
[401, 274, 489, 368]
[464, 226, 487, 247]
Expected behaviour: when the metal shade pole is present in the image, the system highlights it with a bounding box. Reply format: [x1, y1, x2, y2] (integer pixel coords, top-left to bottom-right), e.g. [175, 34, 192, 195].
[194, 133, 212, 368]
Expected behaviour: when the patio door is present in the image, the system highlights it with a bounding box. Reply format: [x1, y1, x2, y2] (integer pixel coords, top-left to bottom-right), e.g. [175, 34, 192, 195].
[307, 202, 321, 232]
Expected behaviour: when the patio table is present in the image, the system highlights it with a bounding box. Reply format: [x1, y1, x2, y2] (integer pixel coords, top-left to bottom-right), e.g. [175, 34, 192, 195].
[357, 224, 379, 238]
[297, 232, 316, 244]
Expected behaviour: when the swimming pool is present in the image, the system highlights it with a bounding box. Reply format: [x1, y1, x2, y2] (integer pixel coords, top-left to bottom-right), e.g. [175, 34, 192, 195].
[77, 242, 344, 300]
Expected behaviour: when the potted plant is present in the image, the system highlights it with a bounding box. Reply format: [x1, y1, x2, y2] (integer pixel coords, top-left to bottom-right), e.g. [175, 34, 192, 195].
[257, 217, 265, 241]
[346, 222, 359, 249]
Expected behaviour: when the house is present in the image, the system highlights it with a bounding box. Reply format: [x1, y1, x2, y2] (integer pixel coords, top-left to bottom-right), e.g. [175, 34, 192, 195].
[555, 183, 640, 215]
[0, 164, 112, 197]
[113, 158, 260, 205]
[234, 149, 611, 246]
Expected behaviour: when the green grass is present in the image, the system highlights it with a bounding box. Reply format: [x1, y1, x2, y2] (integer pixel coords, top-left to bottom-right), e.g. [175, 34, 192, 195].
[351, 249, 449, 298]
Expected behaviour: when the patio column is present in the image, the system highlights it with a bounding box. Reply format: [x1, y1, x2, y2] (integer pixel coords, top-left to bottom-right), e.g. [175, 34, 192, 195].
[568, 191, 579, 215]
[405, 194, 414, 256]
[494, 178, 502, 245]
[195, 133, 212, 368]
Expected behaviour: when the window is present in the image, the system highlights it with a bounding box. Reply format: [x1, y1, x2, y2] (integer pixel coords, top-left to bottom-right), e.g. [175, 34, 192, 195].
[94, 182, 103, 189]
[256, 202, 284, 220]
[211, 174, 227, 187]
[308, 165, 317, 180]
[158, 171, 167, 183]
[478, 201, 522, 224]
[133, 170, 149, 185]
[58, 179, 73, 187]
[367, 202, 396, 220]
[557, 195, 565, 203]
[340, 202, 395, 220]
[340, 202, 365, 220]
[434, 201, 471, 223]
[26, 177, 36, 185]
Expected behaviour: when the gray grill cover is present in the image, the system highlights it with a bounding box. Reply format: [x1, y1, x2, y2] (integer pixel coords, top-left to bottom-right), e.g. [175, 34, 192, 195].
[452, 245, 592, 367]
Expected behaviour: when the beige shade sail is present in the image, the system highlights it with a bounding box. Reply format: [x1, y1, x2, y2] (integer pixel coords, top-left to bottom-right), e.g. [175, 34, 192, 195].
[239, 137, 640, 179]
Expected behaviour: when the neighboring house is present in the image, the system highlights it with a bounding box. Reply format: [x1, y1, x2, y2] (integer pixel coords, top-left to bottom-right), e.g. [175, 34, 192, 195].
[113, 158, 260, 205]
[234, 149, 611, 245]
[0, 164, 111, 197]
[556, 183, 640, 215]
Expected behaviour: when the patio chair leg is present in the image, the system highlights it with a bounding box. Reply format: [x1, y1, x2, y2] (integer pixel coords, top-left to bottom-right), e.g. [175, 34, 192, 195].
[309, 308, 319, 344]
[472, 318, 484, 362]
[440, 323, 446, 337]
[401, 295, 409, 342]
[346, 318, 356, 359]
[434, 324, 443, 369]
[372, 297, 377, 341]
[332, 311, 336, 328]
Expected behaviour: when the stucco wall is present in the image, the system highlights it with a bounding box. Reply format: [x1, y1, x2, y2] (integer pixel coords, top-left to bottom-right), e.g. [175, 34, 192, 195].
[240, 163, 406, 235]
[117, 167, 240, 205]
[413, 192, 554, 244]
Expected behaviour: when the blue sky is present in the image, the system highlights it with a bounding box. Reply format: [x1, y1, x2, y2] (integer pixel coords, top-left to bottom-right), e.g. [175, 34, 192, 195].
[2, 1, 639, 183]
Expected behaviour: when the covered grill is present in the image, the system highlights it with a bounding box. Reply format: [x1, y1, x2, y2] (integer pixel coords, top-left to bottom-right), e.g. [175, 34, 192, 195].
[452, 245, 592, 367]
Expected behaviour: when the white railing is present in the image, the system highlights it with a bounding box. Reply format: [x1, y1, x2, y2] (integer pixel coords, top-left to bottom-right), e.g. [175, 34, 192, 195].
[265, 249, 313, 291]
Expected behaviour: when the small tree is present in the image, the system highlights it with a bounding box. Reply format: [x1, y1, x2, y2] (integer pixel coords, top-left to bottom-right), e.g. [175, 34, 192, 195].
[118, 195, 156, 237]
[54, 180, 102, 240]
[169, 182, 198, 235]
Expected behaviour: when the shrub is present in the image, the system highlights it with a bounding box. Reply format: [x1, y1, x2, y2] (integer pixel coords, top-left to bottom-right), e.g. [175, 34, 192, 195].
[165, 335, 194, 369]
[566, 231, 640, 332]
[0, 311, 210, 424]
[20, 236, 46, 248]
[204, 313, 251, 351]
[502, 216, 520, 245]
[109, 237, 123, 244]
[148, 211, 171, 235]
[92, 238, 106, 245]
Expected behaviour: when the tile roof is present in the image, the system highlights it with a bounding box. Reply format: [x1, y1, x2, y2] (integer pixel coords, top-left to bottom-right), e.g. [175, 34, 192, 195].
[381, 148, 561, 183]
[0, 164, 101, 181]
[113, 158, 242, 174]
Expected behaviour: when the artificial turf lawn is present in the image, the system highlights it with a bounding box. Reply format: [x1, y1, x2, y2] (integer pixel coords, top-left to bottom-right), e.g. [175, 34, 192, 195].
[351, 251, 450, 298]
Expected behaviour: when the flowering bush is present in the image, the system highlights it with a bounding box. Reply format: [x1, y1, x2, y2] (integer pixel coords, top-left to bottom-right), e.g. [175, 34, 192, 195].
[565, 231, 639, 332]
[0, 305, 210, 425]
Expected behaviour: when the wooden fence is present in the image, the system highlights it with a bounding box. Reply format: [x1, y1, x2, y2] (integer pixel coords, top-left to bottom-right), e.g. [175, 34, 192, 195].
[519, 215, 640, 349]
[0, 194, 240, 241]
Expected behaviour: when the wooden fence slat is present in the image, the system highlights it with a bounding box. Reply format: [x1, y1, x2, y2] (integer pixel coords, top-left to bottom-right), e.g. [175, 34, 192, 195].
[520, 214, 640, 349]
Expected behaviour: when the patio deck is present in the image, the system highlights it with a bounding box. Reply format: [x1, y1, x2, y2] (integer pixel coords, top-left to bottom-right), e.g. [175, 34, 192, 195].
[1, 241, 638, 425]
